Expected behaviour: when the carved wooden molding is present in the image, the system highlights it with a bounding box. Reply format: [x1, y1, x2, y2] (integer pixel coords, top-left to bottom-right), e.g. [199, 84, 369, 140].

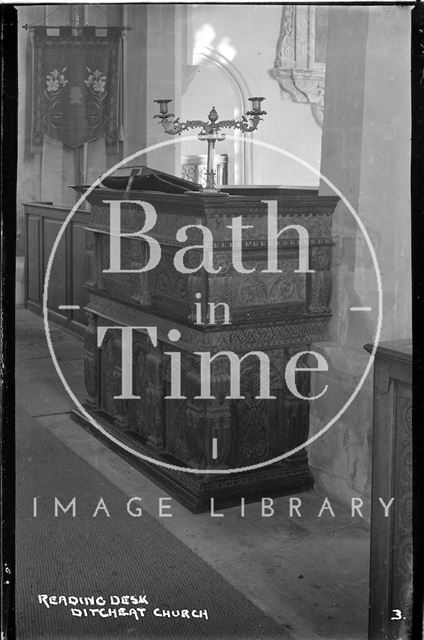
[269, 5, 327, 128]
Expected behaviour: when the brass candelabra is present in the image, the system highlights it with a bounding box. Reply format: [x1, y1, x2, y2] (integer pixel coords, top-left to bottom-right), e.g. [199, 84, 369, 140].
[154, 97, 266, 192]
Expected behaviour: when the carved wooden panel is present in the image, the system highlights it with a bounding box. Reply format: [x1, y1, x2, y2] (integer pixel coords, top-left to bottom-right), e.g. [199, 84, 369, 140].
[132, 332, 165, 450]
[80, 188, 337, 509]
[367, 341, 412, 640]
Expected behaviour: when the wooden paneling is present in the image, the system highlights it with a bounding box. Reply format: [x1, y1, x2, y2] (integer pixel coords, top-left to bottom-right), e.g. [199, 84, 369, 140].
[71, 223, 90, 326]
[24, 203, 90, 335]
[43, 218, 67, 316]
[26, 216, 40, 302]
[367, 340, 412, 639]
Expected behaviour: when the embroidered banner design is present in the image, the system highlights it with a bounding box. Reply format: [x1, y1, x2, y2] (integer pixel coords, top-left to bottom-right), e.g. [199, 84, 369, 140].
[31, 27, 122, 153]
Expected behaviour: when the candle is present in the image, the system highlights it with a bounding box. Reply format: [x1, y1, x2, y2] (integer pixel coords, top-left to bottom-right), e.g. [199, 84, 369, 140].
[154, 99, 172, 115]
[248, 96, 265, 113]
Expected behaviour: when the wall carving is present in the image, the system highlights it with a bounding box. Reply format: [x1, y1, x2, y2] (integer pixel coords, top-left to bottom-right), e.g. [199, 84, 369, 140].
[233, 260, 306, 306]
[269, 6, 328, 127]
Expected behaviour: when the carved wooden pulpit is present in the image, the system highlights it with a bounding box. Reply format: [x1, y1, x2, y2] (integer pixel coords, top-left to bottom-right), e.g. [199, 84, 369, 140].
[80, 184, 337, 512]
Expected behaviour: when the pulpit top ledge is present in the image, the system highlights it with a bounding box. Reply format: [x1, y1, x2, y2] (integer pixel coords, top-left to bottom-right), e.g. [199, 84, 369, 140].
[74, 186, 338, 243]
[75, 184, 339, 214]
[74, 185, 337, 255]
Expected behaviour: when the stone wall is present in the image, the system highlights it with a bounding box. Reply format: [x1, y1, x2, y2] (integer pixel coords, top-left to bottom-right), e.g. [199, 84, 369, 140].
[308, 6, 412, 516]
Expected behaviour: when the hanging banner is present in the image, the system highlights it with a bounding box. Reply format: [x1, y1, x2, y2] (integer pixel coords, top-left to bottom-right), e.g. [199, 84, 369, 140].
[31, 26, 122, 154]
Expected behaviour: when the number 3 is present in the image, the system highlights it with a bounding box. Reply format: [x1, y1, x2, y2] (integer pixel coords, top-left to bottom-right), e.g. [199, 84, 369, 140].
[391, 609, 402, 620]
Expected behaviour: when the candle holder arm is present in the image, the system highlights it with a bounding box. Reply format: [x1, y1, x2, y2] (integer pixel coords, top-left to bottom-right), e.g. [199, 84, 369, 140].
[216, 114, 265, 133]
[159, 118, 208, 136]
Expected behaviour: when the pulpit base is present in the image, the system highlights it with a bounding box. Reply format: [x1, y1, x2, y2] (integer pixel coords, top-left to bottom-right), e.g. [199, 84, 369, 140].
[71, 408, 314, 513]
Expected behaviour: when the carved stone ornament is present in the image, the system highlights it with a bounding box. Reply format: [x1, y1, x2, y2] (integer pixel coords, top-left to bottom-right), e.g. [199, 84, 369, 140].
[269, 6, 327, 127]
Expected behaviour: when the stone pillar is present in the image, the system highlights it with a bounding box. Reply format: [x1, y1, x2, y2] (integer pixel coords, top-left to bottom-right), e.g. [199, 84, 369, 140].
[123, 5, 183, 174]
[309, 6, 412, 510]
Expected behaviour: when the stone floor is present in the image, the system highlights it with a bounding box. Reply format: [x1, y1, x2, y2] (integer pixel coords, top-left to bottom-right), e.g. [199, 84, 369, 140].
[15, 306, 371, 640]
